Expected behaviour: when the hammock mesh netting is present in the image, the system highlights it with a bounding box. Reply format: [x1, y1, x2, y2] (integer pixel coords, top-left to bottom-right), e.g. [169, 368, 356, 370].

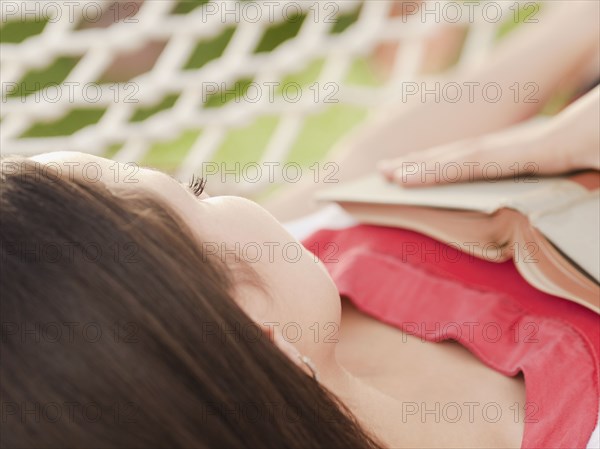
[1, 0, 514, 193]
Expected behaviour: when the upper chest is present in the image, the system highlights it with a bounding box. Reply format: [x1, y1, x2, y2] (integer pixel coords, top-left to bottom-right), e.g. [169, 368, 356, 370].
[336, 299, 526, 448]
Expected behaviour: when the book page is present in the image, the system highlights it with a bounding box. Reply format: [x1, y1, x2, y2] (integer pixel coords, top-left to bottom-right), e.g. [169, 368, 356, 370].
[317, 174, 587, 215]
[532, 192, 600, 283]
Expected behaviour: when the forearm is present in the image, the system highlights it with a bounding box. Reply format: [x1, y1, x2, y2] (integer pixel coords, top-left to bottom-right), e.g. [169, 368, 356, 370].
[336, 1, 600, 172]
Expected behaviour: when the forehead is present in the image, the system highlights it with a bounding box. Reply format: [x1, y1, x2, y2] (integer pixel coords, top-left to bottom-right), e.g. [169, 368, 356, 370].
[29, 151, 203, 227]
[30, 151, 161, 187]
[29, 152, 197, 205]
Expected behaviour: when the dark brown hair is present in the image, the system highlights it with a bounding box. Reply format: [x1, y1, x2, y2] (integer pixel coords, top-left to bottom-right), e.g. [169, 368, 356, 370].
[0, 157, 382, 449]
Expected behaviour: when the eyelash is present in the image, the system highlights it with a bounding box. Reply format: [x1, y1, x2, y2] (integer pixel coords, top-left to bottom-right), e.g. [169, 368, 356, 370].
[188, 174, 207, 197]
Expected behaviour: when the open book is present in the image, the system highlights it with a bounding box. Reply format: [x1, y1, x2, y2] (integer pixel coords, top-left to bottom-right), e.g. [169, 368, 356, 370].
[317, 172, 600, 314]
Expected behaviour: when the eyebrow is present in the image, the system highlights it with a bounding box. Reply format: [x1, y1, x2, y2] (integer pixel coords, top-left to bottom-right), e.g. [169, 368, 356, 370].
[145, 166, 187, 186]
[141, 166, 208, 200]
[168, 172, 200, 197]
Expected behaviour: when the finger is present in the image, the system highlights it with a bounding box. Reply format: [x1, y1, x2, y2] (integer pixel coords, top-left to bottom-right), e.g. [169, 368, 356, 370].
[377, 143, 461, 181]
[379, 140, 481, 186]
[395, 136, 547, 187]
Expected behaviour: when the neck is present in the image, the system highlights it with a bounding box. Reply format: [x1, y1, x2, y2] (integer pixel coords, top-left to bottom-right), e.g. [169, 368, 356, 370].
[316, 356, 400, 447]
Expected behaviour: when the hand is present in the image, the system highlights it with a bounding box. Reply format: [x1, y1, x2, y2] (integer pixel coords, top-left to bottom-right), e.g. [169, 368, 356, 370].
[378, 87, 600, 187]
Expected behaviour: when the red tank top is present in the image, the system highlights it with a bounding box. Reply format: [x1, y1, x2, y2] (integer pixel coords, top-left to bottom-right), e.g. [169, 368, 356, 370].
[303, 224, 599, 449]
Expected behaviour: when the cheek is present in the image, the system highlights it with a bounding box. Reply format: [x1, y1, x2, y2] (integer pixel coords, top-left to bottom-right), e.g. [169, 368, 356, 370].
[196, 197, 341, 333]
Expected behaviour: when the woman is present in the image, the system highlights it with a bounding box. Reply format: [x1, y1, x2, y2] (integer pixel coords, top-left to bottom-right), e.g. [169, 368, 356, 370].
[1, 153, 381, 448]
[4, 151, 598, 449]
[0, 151, 532, 449]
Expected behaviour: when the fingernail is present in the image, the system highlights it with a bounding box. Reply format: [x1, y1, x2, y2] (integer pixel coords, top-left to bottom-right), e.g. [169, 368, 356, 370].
[377, 160, 395, 178]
